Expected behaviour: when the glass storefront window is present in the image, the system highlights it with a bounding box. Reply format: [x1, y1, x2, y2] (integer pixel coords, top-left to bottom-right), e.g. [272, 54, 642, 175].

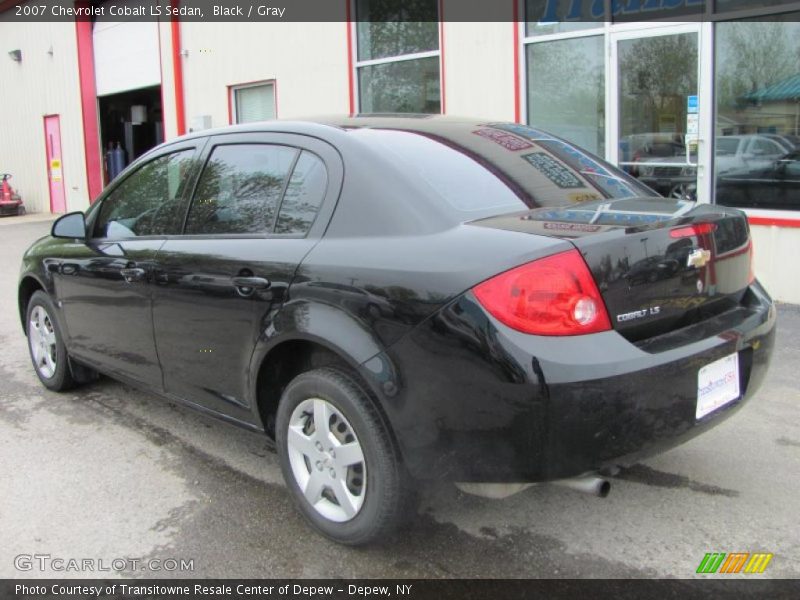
[525, 0, 603, 37]
[715, 16, 800, 211]
[526, 36, 605, 156]
[618, 32, 699, 200]
[355, 0, 440, 114]
[355, 0, 438, 61]
[358, 57, 441, 113]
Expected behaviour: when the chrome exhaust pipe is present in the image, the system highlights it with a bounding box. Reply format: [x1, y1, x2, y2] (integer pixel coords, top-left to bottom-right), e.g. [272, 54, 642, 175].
[455, 476, 611, 499]
[552, 475, 611, 498]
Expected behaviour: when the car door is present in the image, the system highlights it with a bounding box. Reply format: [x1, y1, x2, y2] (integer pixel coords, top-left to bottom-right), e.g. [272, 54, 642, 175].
[151, 132, 342, 423]
[736, 152, 800, 209]
[54, 141, 203, 385]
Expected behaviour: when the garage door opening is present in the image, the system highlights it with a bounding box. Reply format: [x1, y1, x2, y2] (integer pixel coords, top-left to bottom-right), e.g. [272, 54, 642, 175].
[92, 14, 162, 186]
[98, 85, 163, 184]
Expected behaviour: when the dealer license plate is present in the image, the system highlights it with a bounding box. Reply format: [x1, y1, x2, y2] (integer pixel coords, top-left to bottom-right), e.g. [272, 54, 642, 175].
[696, 353, 740, 420]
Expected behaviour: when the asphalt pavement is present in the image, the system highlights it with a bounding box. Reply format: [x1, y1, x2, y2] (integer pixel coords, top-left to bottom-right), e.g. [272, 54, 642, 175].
[1, 216, 798, 579]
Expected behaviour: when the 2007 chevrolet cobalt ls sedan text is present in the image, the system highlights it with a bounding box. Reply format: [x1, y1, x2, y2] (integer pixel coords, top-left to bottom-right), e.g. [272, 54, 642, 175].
[18, 116, 776, 544]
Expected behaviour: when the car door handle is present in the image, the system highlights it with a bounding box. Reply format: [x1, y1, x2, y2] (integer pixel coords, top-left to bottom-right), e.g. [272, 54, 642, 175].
[120, 267, 146, 283]
[231, 276, 271, 291]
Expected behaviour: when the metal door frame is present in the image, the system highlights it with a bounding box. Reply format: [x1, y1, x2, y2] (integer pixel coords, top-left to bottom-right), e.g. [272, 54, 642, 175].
[608, 22, 714, 203]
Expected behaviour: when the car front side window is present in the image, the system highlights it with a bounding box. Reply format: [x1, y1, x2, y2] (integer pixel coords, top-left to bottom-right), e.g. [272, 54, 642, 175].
[94, 150, 196, 239]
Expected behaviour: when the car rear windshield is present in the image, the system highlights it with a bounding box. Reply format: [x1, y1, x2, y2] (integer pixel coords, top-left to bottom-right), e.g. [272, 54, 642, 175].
[350, 128, 527, 214]
[349, 125, 655, 216]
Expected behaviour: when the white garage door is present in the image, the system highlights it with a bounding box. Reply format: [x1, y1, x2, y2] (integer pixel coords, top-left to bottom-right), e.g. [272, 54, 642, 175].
[93, 5, 160, 97]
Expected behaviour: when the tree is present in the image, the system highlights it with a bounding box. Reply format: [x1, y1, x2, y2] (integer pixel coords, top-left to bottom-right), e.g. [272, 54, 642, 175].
[716, 22, 799, 110]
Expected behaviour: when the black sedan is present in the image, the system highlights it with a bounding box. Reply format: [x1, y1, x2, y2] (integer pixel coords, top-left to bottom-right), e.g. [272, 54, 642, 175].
[18, 116, 776, 545]
[716, 150, 800, 211]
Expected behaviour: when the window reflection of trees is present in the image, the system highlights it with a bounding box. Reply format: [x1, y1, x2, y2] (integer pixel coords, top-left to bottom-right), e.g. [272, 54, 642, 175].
[356, 0, 440, 113]
[276, 179, 315, 234]
[717, 21, 799, 111]
[715, 19, 800, 210]
[97, 151, 194, 238]
[619, 34, 697, 138]
[356, 0, 438, 61]
[359, 57, 441, 114]
[187, 146, 295, 235]
[527, 36, 605, 155]
[276, 152, 327, 234]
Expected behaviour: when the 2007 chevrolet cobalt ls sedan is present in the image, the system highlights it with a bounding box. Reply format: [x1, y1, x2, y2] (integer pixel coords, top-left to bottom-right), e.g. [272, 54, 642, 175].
[19, 116, 776, 544]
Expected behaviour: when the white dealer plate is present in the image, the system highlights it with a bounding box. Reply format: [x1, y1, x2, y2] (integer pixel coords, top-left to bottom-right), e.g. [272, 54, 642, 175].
[696, 353, 740, 420]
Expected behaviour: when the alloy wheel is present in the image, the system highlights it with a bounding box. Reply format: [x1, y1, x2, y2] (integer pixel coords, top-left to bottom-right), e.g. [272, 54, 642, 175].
[286, 397, 367, 522]
[29, 305, 57, 379]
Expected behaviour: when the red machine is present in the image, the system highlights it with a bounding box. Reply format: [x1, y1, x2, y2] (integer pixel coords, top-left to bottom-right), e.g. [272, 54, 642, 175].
[0, 174, 25, 216]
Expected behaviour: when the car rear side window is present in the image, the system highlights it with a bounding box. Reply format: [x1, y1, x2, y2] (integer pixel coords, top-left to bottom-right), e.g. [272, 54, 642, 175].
[275, 151, 328, 234]
[186, 144, 298, 235]
[94, 149, 195, 238]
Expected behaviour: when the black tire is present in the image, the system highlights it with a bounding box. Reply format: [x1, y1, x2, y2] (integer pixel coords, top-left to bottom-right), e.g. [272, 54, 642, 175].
[276, 367, 413, 545]
[25, 290, 76, 392]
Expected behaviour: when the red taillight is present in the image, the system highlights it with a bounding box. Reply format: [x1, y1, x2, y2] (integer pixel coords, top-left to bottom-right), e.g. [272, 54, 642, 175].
[669, 223, 717, 238]
[473, 249, 611, 336]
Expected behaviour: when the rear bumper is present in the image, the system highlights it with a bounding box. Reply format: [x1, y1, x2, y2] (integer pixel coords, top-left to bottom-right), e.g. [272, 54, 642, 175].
[543, 310, 774, 478]
[366, 281, 776, 481]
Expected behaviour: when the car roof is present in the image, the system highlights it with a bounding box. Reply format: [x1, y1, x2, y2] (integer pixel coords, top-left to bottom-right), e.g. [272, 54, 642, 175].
[152, 114, 656, 237]
[171, 114, 484, 142]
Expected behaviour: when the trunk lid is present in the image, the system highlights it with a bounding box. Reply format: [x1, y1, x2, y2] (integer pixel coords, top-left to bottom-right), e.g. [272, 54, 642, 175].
[471, 198, 753, 341]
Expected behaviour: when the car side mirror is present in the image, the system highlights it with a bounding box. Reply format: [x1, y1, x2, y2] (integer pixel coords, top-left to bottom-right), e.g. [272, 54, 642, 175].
[51, 211, 86, 240]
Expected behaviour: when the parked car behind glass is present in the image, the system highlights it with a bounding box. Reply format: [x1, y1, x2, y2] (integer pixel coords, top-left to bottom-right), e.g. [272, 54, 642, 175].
[717, 150, 800, 210]
[716, 134, 794, 175]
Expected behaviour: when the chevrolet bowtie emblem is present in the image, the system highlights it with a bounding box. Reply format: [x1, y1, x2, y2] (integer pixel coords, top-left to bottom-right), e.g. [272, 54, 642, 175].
[687, 249, 712, 268]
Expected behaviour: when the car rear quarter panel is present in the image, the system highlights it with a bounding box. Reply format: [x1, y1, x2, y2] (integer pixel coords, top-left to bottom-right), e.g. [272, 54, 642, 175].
[363, 282, 776, 482]
[292, 224, 573, 350]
